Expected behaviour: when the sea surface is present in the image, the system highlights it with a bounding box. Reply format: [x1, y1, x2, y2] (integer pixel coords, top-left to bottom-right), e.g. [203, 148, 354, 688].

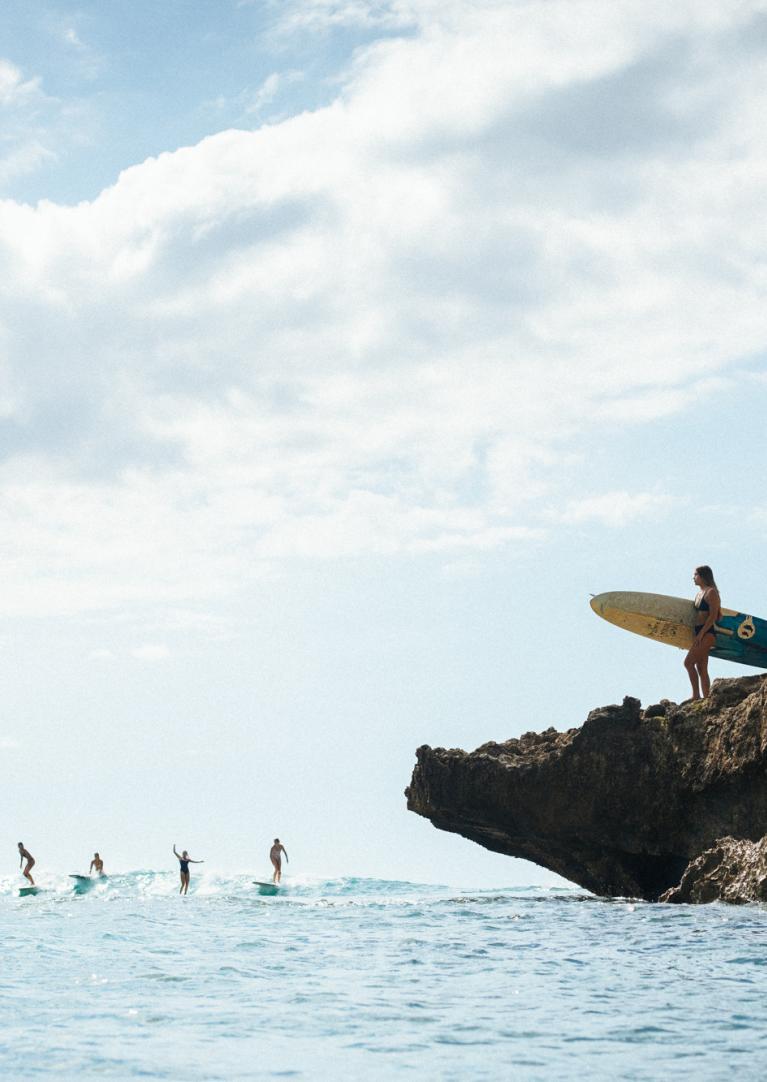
[2, 873, 767, 1080]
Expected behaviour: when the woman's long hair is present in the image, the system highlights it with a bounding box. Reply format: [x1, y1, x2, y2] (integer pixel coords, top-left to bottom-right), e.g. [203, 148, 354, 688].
[695, 565, 717, 588]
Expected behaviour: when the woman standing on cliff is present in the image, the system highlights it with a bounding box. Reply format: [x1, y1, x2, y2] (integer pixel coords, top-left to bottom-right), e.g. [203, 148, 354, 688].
[684, 566, 721, 701]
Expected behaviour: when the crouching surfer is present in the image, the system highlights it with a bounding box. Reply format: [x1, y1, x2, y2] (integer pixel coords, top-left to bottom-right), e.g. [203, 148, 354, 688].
[18, 843, 35, 885]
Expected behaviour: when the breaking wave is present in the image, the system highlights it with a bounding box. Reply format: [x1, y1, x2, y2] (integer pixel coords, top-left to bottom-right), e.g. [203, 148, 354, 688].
[0, 870, 578, 904]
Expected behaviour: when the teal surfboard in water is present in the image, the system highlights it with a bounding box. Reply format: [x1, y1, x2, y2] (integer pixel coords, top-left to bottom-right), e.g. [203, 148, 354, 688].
[70, 874, 107, 893]
[253, 880, 279, 896]
[591, 592, 767, 669]
[19, 885, 43, 897]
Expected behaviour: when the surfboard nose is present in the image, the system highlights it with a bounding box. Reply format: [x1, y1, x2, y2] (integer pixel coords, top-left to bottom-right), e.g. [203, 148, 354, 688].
[590, 592, 615, 617]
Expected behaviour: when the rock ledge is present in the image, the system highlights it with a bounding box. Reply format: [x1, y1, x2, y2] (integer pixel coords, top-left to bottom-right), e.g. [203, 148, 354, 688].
[406, 675, 767, 902]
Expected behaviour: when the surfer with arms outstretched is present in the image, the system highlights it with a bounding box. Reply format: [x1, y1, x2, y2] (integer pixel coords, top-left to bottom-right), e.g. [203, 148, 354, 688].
[684, 565, 721, 701]
[90, 852, 104, 876]
[18, 843, 35, 885]
[173, 845, 204, 895]
[270, 839, 288, 883]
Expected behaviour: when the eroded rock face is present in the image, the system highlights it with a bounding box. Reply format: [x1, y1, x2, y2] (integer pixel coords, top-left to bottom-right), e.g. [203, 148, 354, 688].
[406, 674, 767, 901]
[660, 837, 767, 904]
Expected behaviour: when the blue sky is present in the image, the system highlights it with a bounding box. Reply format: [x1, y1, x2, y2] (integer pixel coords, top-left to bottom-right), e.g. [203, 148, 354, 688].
[1, 0, 767, 886]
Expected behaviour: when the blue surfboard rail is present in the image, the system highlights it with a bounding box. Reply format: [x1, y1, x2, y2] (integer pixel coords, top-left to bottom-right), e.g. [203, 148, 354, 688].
[711, 610, 767, 669]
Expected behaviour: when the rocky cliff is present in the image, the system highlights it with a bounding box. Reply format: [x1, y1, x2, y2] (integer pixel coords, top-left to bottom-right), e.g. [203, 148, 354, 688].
[406, 674, 767, 902]
[659, 836, 767, 903]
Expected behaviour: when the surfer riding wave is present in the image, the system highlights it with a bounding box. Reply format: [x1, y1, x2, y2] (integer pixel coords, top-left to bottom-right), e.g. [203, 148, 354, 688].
[173, 845, 204, 895]
[270, 839, 288, 883]
[18, 843, 35, 885]
[684, 565, 721, 701]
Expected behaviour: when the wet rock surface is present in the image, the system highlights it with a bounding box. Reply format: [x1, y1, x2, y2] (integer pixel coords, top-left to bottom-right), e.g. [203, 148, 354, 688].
[660, 836, 767, 904]
[406, 674, 767, 902]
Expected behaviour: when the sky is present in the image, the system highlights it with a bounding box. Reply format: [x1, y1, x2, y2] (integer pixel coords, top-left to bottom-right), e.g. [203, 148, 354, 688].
[1, 0, 767, 888]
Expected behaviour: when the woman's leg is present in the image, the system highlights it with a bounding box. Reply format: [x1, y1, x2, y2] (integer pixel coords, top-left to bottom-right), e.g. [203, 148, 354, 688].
[685, 637, 714, 699]
[684, 649, 701, 699]
[696, 637, 715, 696]
[696, 658, 710, 697]
[24, 861, 35, 885]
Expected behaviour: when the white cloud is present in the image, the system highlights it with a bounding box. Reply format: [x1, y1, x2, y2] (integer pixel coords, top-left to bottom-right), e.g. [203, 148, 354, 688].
[0, 59, 40, 105]
[272, 0, 418, 31]
[553, 490, 675, 528]
[0, 141, 56, 185]
[0, 1, 766, 617]
[64, 28, 85, 49]
[245, 71, 305, 116]
[131, 644, 171, 661]
[247, 72, 282, 114]
[0, 58, 80, 193]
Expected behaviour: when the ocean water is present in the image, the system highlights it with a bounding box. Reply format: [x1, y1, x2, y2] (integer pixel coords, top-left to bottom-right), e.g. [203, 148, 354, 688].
[2, 873, 767, 1080]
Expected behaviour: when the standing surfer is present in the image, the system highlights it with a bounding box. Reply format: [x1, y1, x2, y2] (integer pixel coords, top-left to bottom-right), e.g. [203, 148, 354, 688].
[173, 845, 204, 895]
[18, 843, 35, 885]
[270, 839, 288, 883]
[685, 566, 721, 701]
[90, 852, 105, 876]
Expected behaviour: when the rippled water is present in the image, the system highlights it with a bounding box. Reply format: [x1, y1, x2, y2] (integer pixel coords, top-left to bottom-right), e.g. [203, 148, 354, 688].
[2, 873, 767, 1079]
